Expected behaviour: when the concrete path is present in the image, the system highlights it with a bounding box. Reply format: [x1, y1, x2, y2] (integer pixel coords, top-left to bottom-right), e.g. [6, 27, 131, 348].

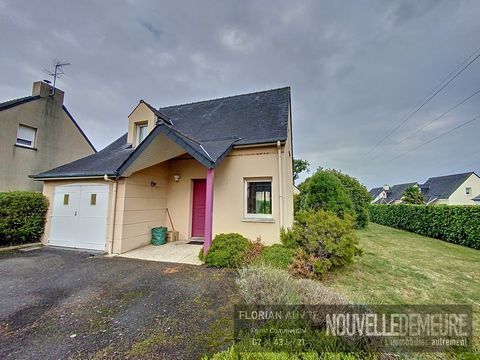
[118, 240, 203, 265]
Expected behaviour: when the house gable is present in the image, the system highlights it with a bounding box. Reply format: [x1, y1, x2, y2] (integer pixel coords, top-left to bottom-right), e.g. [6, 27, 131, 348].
[445, 172, 480, 205]
[127, 101, 157, 147]
[0, 81, 95, 191]
[421, 172, 476, 204]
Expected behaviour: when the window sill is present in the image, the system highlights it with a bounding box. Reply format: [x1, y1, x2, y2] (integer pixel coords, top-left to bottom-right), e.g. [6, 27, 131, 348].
[14, 144, 37, 151]
[242, 217, 275, 223]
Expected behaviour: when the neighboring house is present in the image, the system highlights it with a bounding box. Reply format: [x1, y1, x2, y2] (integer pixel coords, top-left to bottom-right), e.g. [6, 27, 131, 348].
[369, 186, 388, 204]
[420, 172, 480, 205]
[32, 87, 295, 255]
[0, 81, 96, 191]
[369, 182, 418, 204]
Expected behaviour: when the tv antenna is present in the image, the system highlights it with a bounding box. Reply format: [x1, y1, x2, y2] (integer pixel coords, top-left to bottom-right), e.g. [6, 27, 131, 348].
[44, 59, 71, 95]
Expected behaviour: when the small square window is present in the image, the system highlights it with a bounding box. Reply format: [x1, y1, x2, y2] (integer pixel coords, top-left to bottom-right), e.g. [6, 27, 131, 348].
[245, 179, 272, 218]
[466, 187, 472, 195]
[16, 124, 37, 148]
[90, 194, 97, 205]
[63, 194, 69, 205]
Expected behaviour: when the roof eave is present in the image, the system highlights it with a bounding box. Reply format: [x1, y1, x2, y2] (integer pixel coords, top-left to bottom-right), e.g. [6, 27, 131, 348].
[116, 124, 216, 176]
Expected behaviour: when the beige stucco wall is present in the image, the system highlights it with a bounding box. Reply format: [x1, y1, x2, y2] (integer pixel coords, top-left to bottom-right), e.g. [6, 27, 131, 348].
[165, 144, 294, 245]
[213, 147, 282, 244]
[0, 83, 95, 192]
[113, 163, 169, 253]
[445, 174, 480, 205]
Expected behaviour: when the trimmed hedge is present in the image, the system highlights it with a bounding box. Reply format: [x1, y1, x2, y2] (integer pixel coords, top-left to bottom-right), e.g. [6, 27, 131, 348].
[369, 204, 480, 249]
[0, 191, 49, 247]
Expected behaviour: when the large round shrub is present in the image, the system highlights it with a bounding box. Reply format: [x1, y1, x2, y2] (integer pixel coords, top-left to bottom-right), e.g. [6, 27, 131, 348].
[327, 169, 371, 228]
[297, 171, 355, 219]
[281, 210, 362, 278]
[204, 233, 251, 268]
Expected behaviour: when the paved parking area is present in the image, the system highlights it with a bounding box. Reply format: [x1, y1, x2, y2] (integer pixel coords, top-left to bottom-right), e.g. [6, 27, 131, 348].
[0, 248, 236, 359]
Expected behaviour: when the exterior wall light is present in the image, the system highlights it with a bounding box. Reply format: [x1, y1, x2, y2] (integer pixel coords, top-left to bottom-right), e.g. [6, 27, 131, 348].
[173, 174, 180, 183]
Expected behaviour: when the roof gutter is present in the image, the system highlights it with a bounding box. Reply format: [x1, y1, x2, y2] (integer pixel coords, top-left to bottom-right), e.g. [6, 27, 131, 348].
[233, 140, 286, 149]
[277, 140, 284, 229]
[30, 175, 113, 181]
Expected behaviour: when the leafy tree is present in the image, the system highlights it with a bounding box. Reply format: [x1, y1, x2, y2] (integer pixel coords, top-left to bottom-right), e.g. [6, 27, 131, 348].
[293, 158, 310, 181]
[296, 170, 355, 219]
[402, 186, 424, 204]
[326, 169, 371, 228]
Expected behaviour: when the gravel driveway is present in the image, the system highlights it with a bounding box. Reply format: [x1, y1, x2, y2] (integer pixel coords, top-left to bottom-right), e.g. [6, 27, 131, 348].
[0, 248, 237, 359]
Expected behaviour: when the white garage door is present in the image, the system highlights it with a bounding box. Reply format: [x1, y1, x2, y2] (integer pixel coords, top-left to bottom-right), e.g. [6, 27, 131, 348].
[49, 184, 109, 251]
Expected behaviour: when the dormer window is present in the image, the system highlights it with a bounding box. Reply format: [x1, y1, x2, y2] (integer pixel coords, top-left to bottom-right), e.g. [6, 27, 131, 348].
[136, 123, 148, 145]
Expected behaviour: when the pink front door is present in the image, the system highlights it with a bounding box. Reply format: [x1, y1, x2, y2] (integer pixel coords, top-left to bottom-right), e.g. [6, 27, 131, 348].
[191, 179, 206, 238]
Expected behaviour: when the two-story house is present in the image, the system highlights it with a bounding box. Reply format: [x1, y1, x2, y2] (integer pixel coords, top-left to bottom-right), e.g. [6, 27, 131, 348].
[0, 81, 95, 191]
[32, 87, 295, 254]
[420, 172, 480, 205]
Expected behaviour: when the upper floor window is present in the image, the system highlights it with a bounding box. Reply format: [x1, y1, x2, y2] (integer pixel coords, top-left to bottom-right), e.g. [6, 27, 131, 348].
[136, 123, 148, 145]
[245, 179, 272, 218]
[16, 124, 37, 148]
[466, 187, 472, 195]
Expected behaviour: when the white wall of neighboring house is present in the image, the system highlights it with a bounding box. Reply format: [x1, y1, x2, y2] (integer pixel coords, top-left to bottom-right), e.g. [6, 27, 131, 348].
[446, 173, 480, 205]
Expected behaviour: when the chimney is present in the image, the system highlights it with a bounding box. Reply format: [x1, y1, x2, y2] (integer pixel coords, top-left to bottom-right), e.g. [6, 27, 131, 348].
[32, 81, 64, 104]
[383, 185, 390, 191]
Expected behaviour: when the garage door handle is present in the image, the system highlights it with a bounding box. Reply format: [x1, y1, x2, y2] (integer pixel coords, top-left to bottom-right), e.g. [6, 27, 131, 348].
[74, 211, 77, 216]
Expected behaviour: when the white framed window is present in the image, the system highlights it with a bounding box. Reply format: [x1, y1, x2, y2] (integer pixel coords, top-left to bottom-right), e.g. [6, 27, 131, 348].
[466, 187, 472, 195]
[16, 124, 37, 148]
[244, 178, 273, 219]
[136, 123, 148, 145]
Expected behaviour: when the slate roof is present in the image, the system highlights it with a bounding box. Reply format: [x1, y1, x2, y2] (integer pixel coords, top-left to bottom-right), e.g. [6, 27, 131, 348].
[369, 187, 387, 204]
[33, 134, 132, 178]
[158, 87, 290, 145]
[420, 172, 475, 203]
[0, 95, 40, 112]
[385, 183, 418, 203]
[369, 183, 417, 204]
[32, 87, 291, 179]
[369, 187, 384, 199]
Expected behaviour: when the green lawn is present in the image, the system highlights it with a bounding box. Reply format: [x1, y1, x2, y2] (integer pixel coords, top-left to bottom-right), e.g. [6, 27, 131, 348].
[325, 223, 480, 344]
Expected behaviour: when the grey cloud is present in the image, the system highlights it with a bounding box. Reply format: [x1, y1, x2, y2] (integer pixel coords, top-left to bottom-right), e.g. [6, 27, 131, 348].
[1, 0, 479, 189]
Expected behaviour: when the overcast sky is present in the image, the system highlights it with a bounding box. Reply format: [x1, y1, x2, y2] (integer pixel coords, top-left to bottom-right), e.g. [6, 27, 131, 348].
[1, 0, 479, 189]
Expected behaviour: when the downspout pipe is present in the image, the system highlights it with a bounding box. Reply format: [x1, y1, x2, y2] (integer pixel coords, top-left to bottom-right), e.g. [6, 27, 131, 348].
[104, 174, 118, 255]
[277, 141, 284, 228]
